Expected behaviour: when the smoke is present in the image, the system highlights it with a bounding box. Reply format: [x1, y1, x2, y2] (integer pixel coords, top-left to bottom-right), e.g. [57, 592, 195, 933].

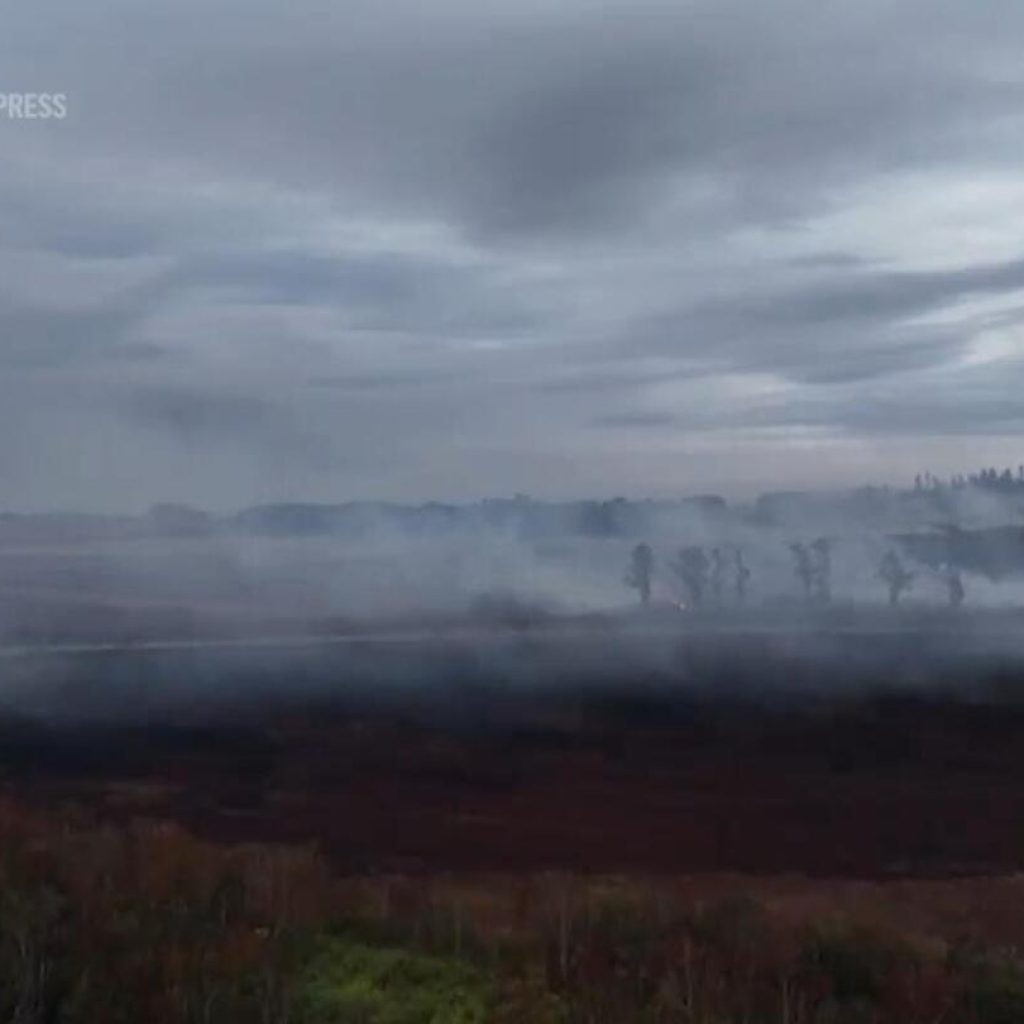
[1, 485, 1024, 633]
[1, 480, 1024, 724]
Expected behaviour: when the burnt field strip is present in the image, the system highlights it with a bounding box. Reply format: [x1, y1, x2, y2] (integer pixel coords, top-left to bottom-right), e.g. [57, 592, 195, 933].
[3, 618, 1024, 879]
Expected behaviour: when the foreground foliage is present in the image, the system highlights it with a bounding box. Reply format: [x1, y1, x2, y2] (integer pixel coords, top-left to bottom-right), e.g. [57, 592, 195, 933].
[297, 936, 493, 1023]
[2, 800, 1024, 1021]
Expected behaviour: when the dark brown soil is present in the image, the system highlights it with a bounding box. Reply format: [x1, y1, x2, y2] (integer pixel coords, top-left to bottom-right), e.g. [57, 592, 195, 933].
[6, 683, 1024, 879]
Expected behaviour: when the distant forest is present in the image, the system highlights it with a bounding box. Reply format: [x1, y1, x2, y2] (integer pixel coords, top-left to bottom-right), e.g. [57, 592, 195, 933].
[915, 466, 1024, 492]
[1, 465, 1023, 543]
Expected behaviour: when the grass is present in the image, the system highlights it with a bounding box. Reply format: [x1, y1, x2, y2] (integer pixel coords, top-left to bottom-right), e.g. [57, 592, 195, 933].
[295, 935, 496, 1024]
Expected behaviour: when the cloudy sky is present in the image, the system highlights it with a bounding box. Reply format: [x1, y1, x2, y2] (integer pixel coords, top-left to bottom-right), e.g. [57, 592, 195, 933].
[3, 0, 1024, 511]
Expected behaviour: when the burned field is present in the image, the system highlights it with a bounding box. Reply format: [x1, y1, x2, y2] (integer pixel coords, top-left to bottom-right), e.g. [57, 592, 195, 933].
[5, 540, 1024, 1021]
[5, 618, 1024, 880]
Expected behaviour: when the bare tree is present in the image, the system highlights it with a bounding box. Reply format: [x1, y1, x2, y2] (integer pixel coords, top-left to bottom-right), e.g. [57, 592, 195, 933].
[879, 551, 914, 607]
[790, 543, 815, 603]
[625, 543, 655, 606]
[672, 547, 710, 609]
[733, 548, 751, 606]
[943, 565, 965, 609]
[710, 547, 728, 606]
[811, 537, 833, 604]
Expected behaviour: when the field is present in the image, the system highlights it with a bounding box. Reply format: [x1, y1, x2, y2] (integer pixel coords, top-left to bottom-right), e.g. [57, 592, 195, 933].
[6, 648, 1024, 880]
[5, 534, 1024, 1019]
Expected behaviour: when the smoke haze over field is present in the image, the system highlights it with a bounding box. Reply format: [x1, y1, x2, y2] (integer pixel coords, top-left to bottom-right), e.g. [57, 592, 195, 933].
[0, 478, 1023, 730]
[0, 479, 1022, 644]
[3, 2, 1024, 510]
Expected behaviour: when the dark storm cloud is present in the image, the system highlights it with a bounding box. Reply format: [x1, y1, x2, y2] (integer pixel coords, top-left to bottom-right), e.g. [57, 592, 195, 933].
[2, 0, 1024, 508]
[468, 51, 701, 237]
[31, 0, 1019, 239]
[0, 2, 1000, 236]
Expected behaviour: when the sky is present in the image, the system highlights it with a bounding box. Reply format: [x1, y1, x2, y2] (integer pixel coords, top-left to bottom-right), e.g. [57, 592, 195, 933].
[2, 0, 1024, 512]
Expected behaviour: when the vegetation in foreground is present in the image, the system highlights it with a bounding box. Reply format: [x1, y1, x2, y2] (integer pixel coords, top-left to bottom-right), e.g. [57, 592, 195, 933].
[3, 800, 1024, 1021]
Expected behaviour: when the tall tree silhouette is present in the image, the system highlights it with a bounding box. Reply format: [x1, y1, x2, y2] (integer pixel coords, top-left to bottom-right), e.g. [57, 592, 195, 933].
[625, 543, 655, 606]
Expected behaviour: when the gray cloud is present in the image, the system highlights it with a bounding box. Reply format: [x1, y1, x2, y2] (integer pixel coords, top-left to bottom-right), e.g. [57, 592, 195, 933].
[119, 387, 291, 444]
[0, 306, 160, 370]
[617, 256, 1024, 385]
[1, 0, 1024, 508]
[591, 412, 678, 430]
[721, 258, 1024, 332]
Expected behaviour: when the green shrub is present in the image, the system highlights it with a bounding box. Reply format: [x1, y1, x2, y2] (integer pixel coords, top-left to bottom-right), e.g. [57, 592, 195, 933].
[296, 936, 494, 1024]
